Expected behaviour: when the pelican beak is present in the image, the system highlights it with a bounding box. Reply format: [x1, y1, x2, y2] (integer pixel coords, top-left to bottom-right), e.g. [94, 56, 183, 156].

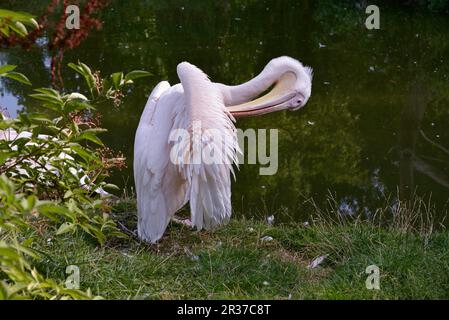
[228, 92, 296, 118]
[227, 72, 299, 119]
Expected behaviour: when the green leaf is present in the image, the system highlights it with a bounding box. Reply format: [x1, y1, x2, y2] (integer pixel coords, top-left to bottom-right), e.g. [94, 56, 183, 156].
[56, 222, 76, 235]
[111, 72, 124, 89]
[69, 62, 97, 96]
[33, 88, 61, 98]
[0, 65, 17, 75]
[9, 21, 28, 37]
[2, 72, 31, 85]
[102, 78, 112, 94]
[124, 70, 151, 82]
[0, 9, 35, 21]
[26, 113, 53, 125]
[80, 63, 96, 92]
[63, 98, 92, 114]
[29, 93, 63, 106]
[0, 247, 21, 260]
[67, 62, 84, 75]
[103, 183, 120, 191]
[21, 237, 35, 247]
[79, 62, 93, 75]
[81, 128, 107, 134]
[74, 129, 106, 146]
[37, 203, 71, 220]
[64, 190, 73, 199]
[70, 144, 96, 162]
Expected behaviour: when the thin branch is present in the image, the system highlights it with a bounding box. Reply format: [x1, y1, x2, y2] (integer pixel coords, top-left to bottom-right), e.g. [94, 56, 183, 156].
[420, 130, 449, 155]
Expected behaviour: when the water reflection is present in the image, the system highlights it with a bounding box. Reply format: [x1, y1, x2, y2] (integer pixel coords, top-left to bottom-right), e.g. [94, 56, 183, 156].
[0, 0, 448, 222]
[398, 82, 431, 200]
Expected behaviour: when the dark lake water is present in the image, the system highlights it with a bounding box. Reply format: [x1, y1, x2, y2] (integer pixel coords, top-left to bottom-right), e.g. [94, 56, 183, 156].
[1, 0, 449, 223]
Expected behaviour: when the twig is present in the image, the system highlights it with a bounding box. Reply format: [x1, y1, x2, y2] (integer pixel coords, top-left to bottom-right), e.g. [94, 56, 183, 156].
[420, 130, 449, 155]
[116, 220, 137, 237]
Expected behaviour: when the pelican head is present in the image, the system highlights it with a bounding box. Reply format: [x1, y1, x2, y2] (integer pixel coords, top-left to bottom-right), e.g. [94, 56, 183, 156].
[226, 56, 313, 118]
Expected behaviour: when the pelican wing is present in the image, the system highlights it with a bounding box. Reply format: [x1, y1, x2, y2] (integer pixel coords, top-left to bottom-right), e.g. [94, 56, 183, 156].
[134, 81, 188, 242]
[176, 62, 239, 230]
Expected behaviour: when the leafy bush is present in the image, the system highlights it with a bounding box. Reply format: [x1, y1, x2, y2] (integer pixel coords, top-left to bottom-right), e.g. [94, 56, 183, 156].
[0, 61, 150, 299]
[0, 175, 101, 299]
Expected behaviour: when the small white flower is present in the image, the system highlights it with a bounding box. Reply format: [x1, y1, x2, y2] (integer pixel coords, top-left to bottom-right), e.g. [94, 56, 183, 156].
[267, 215, 275, 225]
[263, 281, 270, 286]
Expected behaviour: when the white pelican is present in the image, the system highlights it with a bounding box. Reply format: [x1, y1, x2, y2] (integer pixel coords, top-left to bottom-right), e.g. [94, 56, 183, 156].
[134, 56, 313, 243]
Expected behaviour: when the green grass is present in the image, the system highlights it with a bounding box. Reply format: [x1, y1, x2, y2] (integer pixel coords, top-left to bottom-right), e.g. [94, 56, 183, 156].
[27, 200, 449, 299]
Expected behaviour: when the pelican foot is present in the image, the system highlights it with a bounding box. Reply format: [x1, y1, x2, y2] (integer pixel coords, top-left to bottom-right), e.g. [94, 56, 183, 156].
[172, 217, 193, 228]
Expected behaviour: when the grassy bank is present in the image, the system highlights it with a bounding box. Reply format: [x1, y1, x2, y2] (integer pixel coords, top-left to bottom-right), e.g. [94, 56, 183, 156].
[26, 199, 449, 300]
